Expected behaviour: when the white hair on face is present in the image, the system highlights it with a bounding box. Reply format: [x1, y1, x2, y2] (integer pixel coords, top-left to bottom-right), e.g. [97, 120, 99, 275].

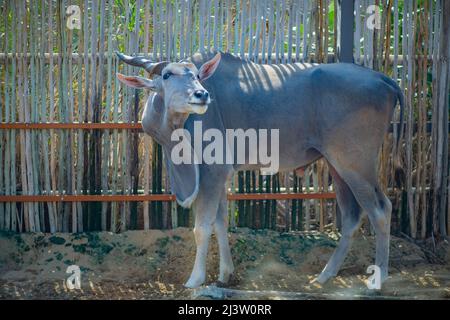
[163, 63, 199, 76]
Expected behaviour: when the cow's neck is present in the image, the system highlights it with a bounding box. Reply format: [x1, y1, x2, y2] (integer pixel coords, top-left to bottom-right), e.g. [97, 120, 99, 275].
[154, 110, 190, 149]
[166, 111, 189, 132]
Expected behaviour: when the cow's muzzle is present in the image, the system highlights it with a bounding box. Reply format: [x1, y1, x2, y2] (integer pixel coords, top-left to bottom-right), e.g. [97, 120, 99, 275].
[188, 90, 210, 114]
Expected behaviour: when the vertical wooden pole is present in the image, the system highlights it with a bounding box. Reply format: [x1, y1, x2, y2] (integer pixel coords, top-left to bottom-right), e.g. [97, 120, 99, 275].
[101, 0, 114, 231]
[302, 0, 309, 61]
[406, 0, 416, 237]
[336, 0, 354, 62]
[2, 0, 10, 231]
[435, 0, 449, 236]
[0, 0, 5, 230]
[142, 0, 151, 230]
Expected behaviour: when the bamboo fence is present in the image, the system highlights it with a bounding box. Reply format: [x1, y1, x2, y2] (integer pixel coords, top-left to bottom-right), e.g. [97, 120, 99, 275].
[0, 0, 448, 238]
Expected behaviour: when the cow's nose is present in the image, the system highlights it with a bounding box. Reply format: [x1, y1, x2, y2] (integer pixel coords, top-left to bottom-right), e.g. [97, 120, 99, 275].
[194, 90, 209, 102]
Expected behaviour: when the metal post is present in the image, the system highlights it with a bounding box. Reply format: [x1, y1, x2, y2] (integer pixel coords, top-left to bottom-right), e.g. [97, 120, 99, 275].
[337, 0, 355, 63]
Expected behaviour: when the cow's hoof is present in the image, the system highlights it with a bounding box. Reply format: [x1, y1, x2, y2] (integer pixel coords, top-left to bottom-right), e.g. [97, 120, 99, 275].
[314, 271, 334, 284]
[218, 267, 234, 284]
[184, 276, 205, 289]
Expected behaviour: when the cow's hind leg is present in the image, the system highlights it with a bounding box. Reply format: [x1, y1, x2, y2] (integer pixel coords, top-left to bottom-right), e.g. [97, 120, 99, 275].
[214, 193, 234, 284]
[324, 160, 392, 284]
[366, 187, 392, 282]
[347, 178, 391, 283]
[316, 165, 364, 284]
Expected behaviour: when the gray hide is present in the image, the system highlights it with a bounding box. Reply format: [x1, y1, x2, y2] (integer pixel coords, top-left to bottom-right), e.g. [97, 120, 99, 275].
[120, 51, 404, 288]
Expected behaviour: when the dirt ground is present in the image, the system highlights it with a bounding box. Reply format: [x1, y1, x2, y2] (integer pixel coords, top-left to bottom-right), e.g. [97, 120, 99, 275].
[0, 228, 449, 300]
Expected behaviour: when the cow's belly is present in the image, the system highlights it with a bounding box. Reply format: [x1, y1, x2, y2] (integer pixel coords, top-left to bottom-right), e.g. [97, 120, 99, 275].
[233, 147, 322, 173]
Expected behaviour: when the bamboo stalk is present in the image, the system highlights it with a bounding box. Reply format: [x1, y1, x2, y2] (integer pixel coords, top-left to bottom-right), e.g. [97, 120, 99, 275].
[16, 1, 30, 232]
[205, 0, 211, 51]
[74, 0, 83, 232]
[121, 0, 131, 232]
[9, 0, 17, 231]
[0, 1, 5, 230]
[304, 167, 311, 231]
[179, 0, 186, 58]
[267, 0, 273, 63]
[280, 0, 286, 63]
[58, 0, 70, 232]
[38, 0, 55, 233]
[284, 173, 291, 231]
[3, 0, 12, 231]
[81, 0, 90, 232]
[239, 0, 247, 58]
[247, 0, 254, 60]
[435, 0, 449, 236]
[229, 173, 236, 228]
[261, 0, 268, 63]
[323, 0, 329, 64]
[275, 0, 281, 63]
[291, 172, 298, 230]
[64, 0, 77, 233]
[23, 0, 35, 231]
[354, 0, 361, 63]
[302, 0, 309, 61]
[226, 0, 232, 52]
[30, 0, 42, 232]
[317, 0, 323, 63]
[287, 0, 293, 63]
[0, 0, 5, 231]
[294, 0, 300, 62]
[111, 57, 120, 232]
[166, 0, 172, 61]
[253, 0, 261, 61]
[199, 0, 206, 52]
[95, 0, 107, 228]
[101, 0, 114, 232]
[218, 0, 224, 50]
[418, 0, 429, 239]
[406, 0, 416, 237]
[142, 0, 151, 230]
[317, 161, 324, 232]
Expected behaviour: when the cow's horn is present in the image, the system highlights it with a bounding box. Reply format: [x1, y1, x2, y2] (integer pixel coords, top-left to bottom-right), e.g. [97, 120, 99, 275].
[115, 51, 169, 77]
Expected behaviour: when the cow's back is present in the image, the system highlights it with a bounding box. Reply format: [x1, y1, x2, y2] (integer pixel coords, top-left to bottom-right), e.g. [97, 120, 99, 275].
[188, 52, 398, 171]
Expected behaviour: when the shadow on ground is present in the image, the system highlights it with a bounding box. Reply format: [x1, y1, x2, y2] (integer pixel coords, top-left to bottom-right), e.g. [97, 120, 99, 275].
[0, 228, 449, 299]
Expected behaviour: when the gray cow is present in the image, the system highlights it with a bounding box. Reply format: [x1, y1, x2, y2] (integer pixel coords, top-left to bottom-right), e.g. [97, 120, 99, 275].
[116, 50, 404, 288]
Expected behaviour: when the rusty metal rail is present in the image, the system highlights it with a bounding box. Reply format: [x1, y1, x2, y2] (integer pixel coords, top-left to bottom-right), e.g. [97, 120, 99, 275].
[0, 122, 444, 133]
[0, 123, 142, 130]
[227, 192, 336, 200]
[0, 122, 338, 203]
[0, 193, 336, 202]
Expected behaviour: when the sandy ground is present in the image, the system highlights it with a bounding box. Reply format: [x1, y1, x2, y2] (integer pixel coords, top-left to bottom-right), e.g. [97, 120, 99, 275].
[0, 228, 449, 300]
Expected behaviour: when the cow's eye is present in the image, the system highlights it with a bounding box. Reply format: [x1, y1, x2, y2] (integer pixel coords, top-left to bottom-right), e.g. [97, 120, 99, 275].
[162, 72, 172, 80]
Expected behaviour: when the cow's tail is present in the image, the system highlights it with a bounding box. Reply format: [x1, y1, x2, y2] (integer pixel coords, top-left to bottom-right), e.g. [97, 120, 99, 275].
[393, 85, 405, 188]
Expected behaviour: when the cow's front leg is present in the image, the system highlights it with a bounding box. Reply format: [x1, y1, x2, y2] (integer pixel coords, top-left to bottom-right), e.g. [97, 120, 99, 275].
[214, 194, 234, 284]
[184, 196, 219, 289]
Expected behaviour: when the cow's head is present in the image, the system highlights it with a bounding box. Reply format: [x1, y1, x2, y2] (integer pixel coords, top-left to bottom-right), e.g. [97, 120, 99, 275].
[116, 52, 221, 209]
[116, 51, 221, 116]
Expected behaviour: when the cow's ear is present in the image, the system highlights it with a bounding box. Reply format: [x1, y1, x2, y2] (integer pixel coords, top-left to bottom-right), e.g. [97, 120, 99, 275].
[117, 73, 158, 90]
[198, 52, 221, 82]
